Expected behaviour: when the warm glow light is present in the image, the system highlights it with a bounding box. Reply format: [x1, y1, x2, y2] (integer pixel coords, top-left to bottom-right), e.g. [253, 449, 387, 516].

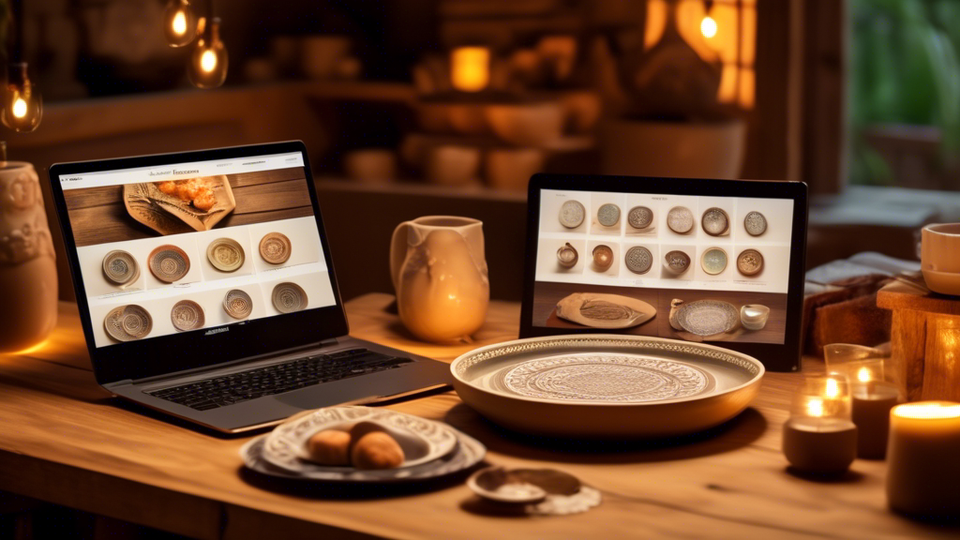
[172, 11, 187, 36]
[12, 97, 26, 118]
[806, 398, 825, 418]
[12, 339, 49, 356]
[451, 47, 490, 92]
[200, 49, 217, 73]
[857, 367, 872, 383]
[894, 402, 960, 420]
[701, 16, 718, 38]
[825, 378, 840, 399]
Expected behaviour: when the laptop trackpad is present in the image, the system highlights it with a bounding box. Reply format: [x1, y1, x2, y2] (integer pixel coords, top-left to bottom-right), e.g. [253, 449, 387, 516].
[272, 371, 415, 410]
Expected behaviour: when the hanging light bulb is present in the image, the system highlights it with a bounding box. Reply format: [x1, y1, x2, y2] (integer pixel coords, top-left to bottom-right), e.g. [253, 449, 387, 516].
[700, 16, 718, 39]
[163, 0, 198, 47]
[2, 63, 42, 133]
[188, 17, 228, 89]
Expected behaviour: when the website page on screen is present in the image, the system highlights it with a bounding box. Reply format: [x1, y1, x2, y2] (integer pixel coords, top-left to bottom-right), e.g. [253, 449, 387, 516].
[532, 189, 794, 344]
[57, 152, 336, 348]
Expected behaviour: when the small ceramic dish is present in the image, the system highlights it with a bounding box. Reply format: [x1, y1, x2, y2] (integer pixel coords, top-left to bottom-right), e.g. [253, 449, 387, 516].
[591, 245, 614, 271]
[555, 292, 657, 329]
[102, 250, 139, 286]
[663, 250, 691, 275]
[261, 407, 461, 476]
[624, 246, 653, 274]
[171, 300, 205, 332]
[557, 243, 578, 268]
[467, 467, 581, 504]
[104, 305, 152, 342]
[701, 207, 730, 236]
[259, 232, 292, 264]
[558, 200, 585, 229]
[676, 300, 740, 336]
[740, 304, 770, 331]
[206, 238, 245, 272]
[744, 211, 767, 236]
[272, 282, 308, 313]
[148, 245, 190, 283]
[667, 206, 694, 234]
[700, 247, 728, 275]
[737, 249, 764, 277]
[627, 206, 654, 230]
[223, 289, 254, 319]
[597, 203, 620, 228]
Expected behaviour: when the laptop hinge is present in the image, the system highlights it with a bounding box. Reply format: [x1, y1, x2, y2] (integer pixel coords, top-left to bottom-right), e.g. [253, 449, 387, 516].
[105, 379, 133, 389]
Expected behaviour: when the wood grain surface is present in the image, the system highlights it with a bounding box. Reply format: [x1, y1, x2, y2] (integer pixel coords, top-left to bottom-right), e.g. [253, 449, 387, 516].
[533, 282, 787, 344]
[63, 168, 313, 247]
[0, 295, 956, 539]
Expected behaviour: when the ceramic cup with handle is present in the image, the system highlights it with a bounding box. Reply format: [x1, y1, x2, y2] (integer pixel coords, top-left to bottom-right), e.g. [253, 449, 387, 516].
[390, 216, 489, 343]
[0, 162, 58, 352]
[921, 223, 960, 295]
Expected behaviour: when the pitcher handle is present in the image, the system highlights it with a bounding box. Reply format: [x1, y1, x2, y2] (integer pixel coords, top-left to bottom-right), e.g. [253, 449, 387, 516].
[389, 221, 411, 292]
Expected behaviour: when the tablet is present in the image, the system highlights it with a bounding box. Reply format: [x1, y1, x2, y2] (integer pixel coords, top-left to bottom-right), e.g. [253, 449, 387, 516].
[519, 174, 808, 372]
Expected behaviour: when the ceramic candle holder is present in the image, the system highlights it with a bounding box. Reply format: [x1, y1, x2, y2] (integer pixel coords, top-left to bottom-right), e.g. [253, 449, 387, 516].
[782, 376, 857, 475]
[739, 304, 769, 331]
[886, 401, 960, 519]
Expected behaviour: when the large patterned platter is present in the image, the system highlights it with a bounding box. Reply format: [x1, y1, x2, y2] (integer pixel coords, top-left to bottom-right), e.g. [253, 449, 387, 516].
[451, 335, 764, 438]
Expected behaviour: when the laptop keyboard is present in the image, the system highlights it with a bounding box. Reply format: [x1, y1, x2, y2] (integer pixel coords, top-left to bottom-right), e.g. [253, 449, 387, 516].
[147, 349, 413, 411]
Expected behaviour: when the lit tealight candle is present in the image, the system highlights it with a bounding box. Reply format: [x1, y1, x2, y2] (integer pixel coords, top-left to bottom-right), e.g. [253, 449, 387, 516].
[886, 401, 960, 519]
[450, 46, 490, 93]
[782, 376, 858, 475]
[850, 364, 900, 459]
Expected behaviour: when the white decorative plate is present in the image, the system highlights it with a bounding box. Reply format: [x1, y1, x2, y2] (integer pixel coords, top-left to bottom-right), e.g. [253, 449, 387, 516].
[241, 430, 486, 484]
[262, 407, 459, 479]
[676, 300, 740, 336]
[451, 335, 763, 438]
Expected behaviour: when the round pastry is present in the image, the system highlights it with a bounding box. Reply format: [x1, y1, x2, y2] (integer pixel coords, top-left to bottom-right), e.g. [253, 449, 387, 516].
[558, 200, 585, 229]
[701, 247, 728, 275]
[149, 245, 190, 283]
[223, 289, 254, 319]
[737, 249, 764, 276]
[102, 250, 139, 287]
[307, 429, 352, 466]
[171, 300, 205, 331]
[625, 246, 653, 274]
[701, 207, 730, 236]
[744, 211, 768, 236]
[272, 282, 308, 313]
[597, 203, 621, 228]
[627, 206, 654, 230]
[557, 243, 578, 268]
[667, 206, 695, 234]
[350, 431, 405, 470]
[592, 245, 614, 271]
[663, 250, 691, 275]
[206, 238, 245, 272]
[259, 232, 292, 265]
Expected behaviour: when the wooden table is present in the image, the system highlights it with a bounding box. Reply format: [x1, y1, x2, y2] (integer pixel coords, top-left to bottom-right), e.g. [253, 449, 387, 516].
[0, 294, 956, 539]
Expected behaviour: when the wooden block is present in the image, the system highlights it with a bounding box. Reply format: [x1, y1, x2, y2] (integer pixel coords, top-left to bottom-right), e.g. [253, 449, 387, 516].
[889, 310, 927, 401]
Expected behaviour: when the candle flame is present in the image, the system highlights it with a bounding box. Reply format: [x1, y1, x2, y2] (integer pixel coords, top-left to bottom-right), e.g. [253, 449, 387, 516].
[806, 398, 824, 418]
[172, 10, 187, 36]
[451, 47, 490, 93]
[894, 402, 960, 420]
[825, 378, 840, 399]
[857, 367, 872, 383]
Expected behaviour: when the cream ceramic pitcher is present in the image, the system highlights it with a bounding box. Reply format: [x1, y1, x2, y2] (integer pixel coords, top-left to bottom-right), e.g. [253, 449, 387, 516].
[390, 216, 489, 343]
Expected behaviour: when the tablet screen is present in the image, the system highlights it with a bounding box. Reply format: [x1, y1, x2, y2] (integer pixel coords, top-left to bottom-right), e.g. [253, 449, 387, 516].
[531, 188, 795, 345]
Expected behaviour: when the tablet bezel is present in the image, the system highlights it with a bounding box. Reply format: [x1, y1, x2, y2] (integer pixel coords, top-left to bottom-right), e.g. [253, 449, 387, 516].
[519, 173, 808, 372]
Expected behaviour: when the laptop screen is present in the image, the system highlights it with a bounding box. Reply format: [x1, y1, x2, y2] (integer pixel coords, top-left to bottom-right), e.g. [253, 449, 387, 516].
[56, 149, 337, 349]
[520, 175, 808, 372]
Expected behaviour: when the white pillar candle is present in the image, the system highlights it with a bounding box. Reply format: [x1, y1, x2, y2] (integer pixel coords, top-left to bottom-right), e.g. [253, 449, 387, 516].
[886, 401, 960, 518]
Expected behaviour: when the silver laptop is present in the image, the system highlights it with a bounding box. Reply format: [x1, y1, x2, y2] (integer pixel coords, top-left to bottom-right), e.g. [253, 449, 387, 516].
[49, 141, 451, 433]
